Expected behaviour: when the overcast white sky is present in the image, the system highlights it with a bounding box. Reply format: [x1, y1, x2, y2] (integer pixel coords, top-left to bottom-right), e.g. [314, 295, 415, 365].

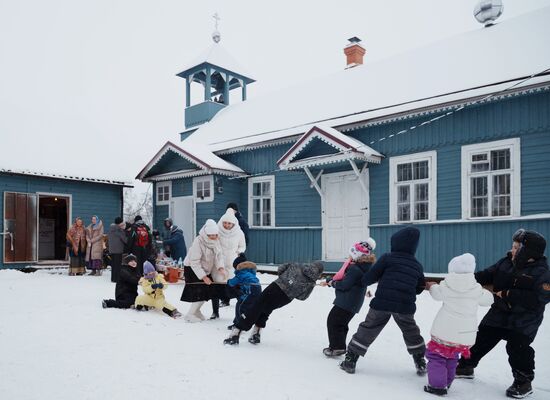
[1, 0, 549, 193]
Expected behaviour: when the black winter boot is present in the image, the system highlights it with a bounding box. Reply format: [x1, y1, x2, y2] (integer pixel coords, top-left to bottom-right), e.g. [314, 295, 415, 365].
[224, 328, 241, 345]
[455, 364, 475, 379]
[506, 379, 533, 398]
[340, 351, 359, 374]
[248, 333, 261, 344]
[424, 385, 448, 396]
[413, 353, 427, 376]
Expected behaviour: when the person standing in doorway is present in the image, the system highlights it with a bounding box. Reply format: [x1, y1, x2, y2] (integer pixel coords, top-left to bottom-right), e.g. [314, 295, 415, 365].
[128, 215, 152, 276]
[107, 217, 127, 283]
[86, 215, 104, 276]
[226, 203, 249, 246]
[66, 217, 87, 276]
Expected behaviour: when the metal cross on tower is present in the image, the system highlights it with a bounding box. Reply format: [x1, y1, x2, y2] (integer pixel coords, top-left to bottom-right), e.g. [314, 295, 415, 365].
[212, 12, 221, 43]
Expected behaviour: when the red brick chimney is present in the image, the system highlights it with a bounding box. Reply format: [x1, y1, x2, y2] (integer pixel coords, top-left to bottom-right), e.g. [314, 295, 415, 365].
[344, 37, 365, 68]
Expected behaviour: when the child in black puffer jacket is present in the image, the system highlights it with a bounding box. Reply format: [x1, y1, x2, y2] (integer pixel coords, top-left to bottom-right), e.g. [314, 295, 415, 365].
[224, 261, 324, 345]
[321, 239, 376, 357]
[340, 227, 427, 375]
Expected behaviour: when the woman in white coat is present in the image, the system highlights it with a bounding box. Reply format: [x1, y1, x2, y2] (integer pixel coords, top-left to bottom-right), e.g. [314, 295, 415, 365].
[423, 253, 493, 395]
[180, 219, 225, 323]
[210, 209, 246, 319]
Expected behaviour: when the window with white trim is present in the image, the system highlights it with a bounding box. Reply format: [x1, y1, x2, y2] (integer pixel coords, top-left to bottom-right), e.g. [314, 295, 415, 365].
[389, 151, 437, 223]
[193, 176, 214, 202]
[248, 176, 275, 227]
[156, 182, 171, 205]
[461, 138, 520, 219]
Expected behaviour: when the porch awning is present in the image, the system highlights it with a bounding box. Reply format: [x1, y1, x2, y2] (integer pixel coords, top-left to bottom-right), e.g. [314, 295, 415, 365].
[276, 125, 383, 198]
[277, 124, 383, 170]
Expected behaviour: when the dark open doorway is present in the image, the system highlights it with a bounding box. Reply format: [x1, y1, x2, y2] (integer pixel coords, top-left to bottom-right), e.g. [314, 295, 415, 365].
[38, 195, 69, 261]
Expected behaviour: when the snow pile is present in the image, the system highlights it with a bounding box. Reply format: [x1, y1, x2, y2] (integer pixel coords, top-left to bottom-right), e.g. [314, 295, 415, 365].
[1, 269, 549, 400]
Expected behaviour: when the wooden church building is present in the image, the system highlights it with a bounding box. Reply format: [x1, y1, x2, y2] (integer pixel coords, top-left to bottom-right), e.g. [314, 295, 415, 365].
[138, 7, 550, 272]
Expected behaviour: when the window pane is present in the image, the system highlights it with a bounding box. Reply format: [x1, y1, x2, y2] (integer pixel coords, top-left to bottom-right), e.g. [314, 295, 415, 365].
[413, 161, 429, 180]
[397, 185, 410, 203]
[253, 199, 261, 213]
[471, 177, 487, 197]
[261, 182, 271, 196]
[493, 174, 510, 195]
[415, 202, 429, 220]
[491, 149, 510, 171]
[492, 195, 511, 217]
[253, 213, 261, 226]
[203, 181, 210, 190]
[262, 198, 271, 212]
[253, 183, 261, 196]
[165, 186, 170, 195]
[471, 197, 488, 217]
[397, 204, 410, 221]
[415, 183, 429, 202]
[397, 163, 412, 182]
[471, 162, 490, 173]
[472, 153, 488, 162]
[262, 212, 271, 226]
[157, 193, 163, 202]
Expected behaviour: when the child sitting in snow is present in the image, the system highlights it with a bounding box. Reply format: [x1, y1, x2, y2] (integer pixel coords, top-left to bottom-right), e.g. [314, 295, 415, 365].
[226, 253, 261, 331]
[423, 253, 493, 396]
[135, 261, 182, 318]
[224, 261, 324, 345]
[320, 239, 376, 357]
[102, 254, 141, 309]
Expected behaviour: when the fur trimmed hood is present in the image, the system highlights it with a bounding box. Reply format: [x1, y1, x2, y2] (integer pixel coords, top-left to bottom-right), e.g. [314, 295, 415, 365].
[236, 261, 257, 271]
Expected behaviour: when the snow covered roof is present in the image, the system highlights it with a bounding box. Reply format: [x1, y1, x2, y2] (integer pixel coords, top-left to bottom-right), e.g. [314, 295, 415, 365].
[278, 125, 383, 169]
[177, 43, 255, 81]
[185, 6, 550, 152]
[136, 141, 245, 182]
[0, 168, 132, 187]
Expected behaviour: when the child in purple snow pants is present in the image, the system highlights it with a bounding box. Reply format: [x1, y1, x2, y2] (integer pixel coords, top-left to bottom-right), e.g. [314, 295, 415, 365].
[424, 253, 493, 396]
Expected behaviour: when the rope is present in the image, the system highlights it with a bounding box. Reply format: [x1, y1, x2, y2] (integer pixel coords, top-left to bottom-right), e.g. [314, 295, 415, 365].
[227, 66, 550, 180]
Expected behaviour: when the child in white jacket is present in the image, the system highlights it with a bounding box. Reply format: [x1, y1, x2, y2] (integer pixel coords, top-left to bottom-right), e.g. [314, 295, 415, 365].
[424, 253, 493, 396]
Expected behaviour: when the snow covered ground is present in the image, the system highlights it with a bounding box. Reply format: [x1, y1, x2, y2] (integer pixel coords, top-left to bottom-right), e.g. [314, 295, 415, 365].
[1, 269, 549, 400]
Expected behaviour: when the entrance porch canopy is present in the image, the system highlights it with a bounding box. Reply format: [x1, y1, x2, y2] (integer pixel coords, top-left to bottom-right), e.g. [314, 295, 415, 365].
[277, 125, 383, 199]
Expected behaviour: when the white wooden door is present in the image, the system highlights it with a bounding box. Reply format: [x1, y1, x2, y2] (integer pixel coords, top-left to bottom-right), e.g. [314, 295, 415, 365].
[169, 196, 195, 250]
[322, 171, 369, 261]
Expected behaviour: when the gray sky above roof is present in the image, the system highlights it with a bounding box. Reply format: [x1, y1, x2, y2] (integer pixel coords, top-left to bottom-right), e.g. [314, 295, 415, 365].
[1, 0, 549, 193]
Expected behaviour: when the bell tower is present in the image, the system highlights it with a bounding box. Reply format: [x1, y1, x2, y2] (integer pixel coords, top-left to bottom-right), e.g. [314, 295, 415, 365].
[177, 13, 255, 136]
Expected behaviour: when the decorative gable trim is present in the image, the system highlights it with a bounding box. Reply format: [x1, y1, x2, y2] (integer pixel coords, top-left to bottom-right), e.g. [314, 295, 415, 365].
[136, 141, 245, 182]
[277, 125, 383, 169]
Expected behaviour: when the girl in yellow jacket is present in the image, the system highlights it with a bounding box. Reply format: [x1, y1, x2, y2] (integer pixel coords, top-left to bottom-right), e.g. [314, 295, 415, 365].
[135, 261, 182, 318]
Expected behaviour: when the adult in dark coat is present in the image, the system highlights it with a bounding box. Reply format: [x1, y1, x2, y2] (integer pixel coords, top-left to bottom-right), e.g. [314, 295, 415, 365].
[102, 254, 141, 309]
[456, 229, 550, 398]
[127, 215, 152, 276]
[163, 224, 187, 262]
[107, 217, 127, 283]
[226, 203, 250, 245]
[341, 227, 426, 375]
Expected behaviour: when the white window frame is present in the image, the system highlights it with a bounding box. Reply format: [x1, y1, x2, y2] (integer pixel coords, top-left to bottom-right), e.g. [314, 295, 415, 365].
[248, 175, 275, 228]
[193, 176, 214, 203]
[461, 138, 520, 220]
[156, 181, 172, 205]
[389, 150, 437, 224]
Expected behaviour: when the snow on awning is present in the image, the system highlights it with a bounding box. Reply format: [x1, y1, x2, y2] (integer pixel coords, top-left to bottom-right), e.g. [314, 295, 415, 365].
[0, 168, 132, 187]
[136, 141, 246, 182]
[277, 125, 383, 171]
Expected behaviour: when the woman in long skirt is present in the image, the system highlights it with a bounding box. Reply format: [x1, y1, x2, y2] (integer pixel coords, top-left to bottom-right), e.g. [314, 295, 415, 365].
[66, 217, 87, 276]
[86, 215, 104, 276]
[181, 219, 225, 322]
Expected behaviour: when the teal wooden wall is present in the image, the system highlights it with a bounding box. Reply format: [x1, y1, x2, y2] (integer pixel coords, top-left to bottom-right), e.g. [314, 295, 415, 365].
[371, 218, 550, 273]
[0, 173, 123, 269]
[149, 90, 550, 272]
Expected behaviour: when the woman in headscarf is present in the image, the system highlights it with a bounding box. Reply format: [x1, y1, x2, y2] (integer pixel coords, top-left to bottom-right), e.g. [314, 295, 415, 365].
[66, 217, 87, 276]
[180, 219, 225, 322]
[86, 215, 104, 276]
[210, 209, 246, 319]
